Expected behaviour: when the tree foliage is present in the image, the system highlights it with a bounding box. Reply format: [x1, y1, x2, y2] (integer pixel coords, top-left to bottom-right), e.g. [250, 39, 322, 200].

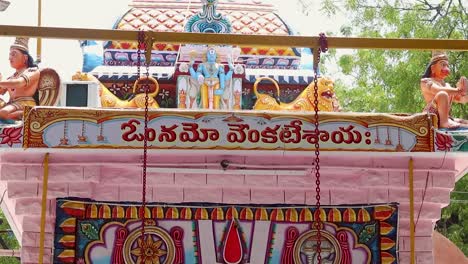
[0, 257, 20, 264]
[436, 174, 468, 256]
[0, 210, 20, 264]
[315, 0, 468, 256]
[303, 0, 468, 256]
[322, 0, 467, 118]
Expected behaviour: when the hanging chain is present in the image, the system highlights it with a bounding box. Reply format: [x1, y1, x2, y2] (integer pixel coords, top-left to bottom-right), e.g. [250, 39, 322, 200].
[81, 120, 86, 137]
[143, 31, 151, 226]
[63, 120, 67, 138]
[313, 32, 328, 264]
[137, 30, 149, 240]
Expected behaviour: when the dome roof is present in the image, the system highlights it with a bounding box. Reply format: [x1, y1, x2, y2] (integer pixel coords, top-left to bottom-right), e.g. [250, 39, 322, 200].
[106, 0, 298, 57]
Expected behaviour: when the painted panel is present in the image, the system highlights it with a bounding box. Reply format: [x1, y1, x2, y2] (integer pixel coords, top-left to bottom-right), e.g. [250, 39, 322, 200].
[22, 107, 434, 152]
[54, 198, 399, 264]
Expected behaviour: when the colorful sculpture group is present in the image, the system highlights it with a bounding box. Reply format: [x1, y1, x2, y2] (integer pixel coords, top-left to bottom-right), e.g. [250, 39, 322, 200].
[3, 41, 468, 132]
[0, 1, 466, 128]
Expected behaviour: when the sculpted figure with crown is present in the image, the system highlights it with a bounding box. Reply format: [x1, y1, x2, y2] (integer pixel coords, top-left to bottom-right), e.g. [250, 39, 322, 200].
[189, 46, 234, 110]
[0, 37, 40, 121]
[421, 51, 468, 129]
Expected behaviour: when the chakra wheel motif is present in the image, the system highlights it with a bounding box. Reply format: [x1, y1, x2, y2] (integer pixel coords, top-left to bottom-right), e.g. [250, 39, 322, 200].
[293, 230, 342, 264]
[123, 225, 175, 264]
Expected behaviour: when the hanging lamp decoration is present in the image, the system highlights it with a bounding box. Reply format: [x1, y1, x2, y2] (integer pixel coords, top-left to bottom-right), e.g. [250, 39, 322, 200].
[137, 30, 153, 243]
[59, 120, 69, 146]
[313, 32, 328, 264]
[97, 123, 105, 142]
[78, 120, 87, 143]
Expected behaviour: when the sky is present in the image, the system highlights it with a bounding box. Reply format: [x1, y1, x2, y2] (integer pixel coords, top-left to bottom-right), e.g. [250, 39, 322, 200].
[0, 0, 348, 81]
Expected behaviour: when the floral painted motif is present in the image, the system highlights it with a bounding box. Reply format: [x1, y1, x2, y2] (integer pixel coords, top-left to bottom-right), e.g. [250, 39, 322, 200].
[131, 235, 168, 264]
[435, 132, 453, 151]
[0, 127, 22, 147]
[159, 89, 170, 99]
[157, 88, 175, 108]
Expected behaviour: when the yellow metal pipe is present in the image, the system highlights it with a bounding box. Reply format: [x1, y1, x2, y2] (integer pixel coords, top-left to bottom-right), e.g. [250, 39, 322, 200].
[1, 25, 468, 51]
[409, 157, 415, 264]
[38, 152, 50, 264]
[36, 0, 42, 62]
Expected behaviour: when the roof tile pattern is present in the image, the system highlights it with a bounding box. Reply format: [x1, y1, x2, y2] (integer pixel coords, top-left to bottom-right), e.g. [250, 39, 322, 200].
[116, 8, 288, 34]
[107, 8, 295, 56]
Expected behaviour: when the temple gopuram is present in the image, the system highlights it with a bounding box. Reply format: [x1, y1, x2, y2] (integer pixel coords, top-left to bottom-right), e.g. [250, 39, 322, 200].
[77, 0, 333, 112]
[0, 0, 467, 263]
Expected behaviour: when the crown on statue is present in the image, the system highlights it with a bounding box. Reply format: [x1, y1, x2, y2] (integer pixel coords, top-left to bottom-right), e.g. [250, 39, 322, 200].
[10, 37, 29, 53]
[430, 50, 448, 65]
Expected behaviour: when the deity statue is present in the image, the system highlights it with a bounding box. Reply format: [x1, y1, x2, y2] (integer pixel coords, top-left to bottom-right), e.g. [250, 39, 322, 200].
[421, 51, 468, 129]
[189, 46, 234, 110]
[0, 37, 40, 121]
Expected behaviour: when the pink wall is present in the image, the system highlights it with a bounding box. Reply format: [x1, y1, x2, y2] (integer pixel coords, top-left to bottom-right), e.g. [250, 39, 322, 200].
[0, 150, 466, 263]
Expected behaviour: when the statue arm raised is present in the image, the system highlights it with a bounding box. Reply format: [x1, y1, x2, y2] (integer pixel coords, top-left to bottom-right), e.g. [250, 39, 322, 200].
[454, 94, 468, 103]
[190, 64, 205, 84]
[420, 78, 461, 96]
[218, 65, 226, 90]
[454, 76, 468, 103]
[225, 60, 234, 80]
[189, 63, 200, 79]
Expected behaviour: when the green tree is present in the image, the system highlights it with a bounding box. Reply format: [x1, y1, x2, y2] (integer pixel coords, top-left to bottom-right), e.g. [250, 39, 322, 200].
[436, 174, 468, 255]
[314, 0, 468, 256]
[0, 257, 20, 264]
[0, 210, 20, 264]
[322, 0, 467, 118]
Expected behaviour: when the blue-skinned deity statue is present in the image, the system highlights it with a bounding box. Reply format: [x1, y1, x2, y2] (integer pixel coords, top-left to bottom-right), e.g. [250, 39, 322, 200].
[189, 46, 234, 109]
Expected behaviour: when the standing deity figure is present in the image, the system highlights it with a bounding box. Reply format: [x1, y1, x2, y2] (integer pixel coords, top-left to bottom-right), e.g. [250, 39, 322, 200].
[189, 46, 234, 110]
[421, 51, 468, 129]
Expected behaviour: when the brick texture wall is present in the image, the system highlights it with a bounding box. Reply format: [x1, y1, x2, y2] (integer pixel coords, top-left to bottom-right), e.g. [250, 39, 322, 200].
[0, 151, 463, 264]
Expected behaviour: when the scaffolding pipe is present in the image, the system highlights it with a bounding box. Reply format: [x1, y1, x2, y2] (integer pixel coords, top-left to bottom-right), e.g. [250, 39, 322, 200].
[36, 0, 42, 63]
[0, 25, 467, 51]
[38, 153, 50, 264]
[0, 249, 20, 257]
[409, 157, 416, 264]
[0, 161, 458, 173]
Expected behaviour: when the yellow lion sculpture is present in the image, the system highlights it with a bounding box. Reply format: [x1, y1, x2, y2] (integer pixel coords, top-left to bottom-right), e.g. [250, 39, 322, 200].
[71, 72, 160, 108]
[252, 77, 338, 112]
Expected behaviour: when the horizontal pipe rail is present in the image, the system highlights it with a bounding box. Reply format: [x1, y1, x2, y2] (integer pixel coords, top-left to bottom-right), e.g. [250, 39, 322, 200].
[0, 161, 458, 173]
[1, 25, 468, 50]
[0, 249, 20, 257]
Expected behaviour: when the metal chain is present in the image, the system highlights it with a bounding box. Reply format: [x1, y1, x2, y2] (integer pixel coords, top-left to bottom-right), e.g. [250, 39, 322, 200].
[137, 30, 148, 240]
[143, 32, 151, 228]
[313, 32, 328, 264]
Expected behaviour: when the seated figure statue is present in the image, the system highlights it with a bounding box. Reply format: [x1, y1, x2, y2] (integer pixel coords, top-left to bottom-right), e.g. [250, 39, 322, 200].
[0, 37, 40, 121]
[421, 51, 467, 129]
[189, 46, 234, 109]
